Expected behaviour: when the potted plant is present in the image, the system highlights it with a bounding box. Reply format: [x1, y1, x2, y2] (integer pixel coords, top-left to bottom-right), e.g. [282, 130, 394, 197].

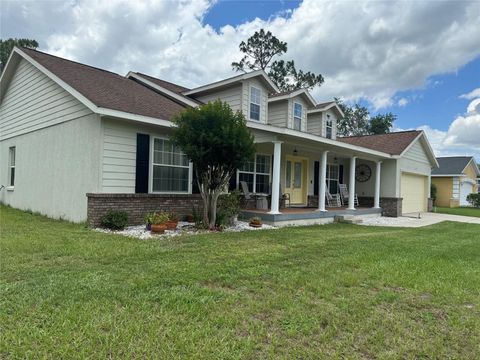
[249, 216, 262, 228]
[166, 212, 180, 230]
[150, 212, 169, 234]
[144, 212, 155, 231]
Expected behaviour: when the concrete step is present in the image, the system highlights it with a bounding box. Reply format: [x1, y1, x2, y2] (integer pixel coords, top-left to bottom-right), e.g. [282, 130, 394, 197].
[335, 215, 363, 224]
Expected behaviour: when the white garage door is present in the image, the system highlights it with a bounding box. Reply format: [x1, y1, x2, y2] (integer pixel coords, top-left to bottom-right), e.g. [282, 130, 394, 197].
[460, 181, 472, 206]
[401, 173, 427, 214]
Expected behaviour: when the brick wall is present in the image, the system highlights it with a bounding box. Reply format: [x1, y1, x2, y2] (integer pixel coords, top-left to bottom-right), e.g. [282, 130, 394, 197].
[87, 193, 204, 227]
[358, 196, 402, 217]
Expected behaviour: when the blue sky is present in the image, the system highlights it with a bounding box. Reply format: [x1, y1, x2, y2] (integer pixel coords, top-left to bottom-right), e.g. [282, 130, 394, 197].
[204, 0, 479, 134]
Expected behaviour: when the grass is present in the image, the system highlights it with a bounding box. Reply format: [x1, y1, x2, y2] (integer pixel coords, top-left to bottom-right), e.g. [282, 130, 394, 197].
[1, 205, 480, 359]
[433, 206, 480, 218]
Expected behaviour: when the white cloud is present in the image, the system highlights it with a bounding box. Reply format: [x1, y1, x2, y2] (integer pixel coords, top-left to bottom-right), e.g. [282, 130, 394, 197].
[407, 96, 480, 162]
[397, 98, 409, 107]
[460, 88, 480, 100]
[2, 0, 480, 109]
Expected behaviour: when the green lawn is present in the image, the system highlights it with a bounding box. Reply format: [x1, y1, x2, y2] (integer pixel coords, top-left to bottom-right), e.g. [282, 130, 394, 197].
[1, 206, 480, 359]
[433, 206, 480, 218]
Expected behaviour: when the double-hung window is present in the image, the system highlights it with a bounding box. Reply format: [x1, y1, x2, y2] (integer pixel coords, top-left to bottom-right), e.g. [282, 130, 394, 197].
[326, 164, 339, 194]
[152, 138, 190, 193]
[250, 87, 261, 121]
[293, 102, 302, 131]
[326, 114, 333, 139]
[238, 154, 271, 194]
[8, 146, 15, 187]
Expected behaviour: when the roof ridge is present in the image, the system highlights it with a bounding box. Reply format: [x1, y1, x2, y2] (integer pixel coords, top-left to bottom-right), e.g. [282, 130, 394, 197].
[20, 47, 124, 78]
[135, 72, 189, 90]
[339, 130, 421, 139]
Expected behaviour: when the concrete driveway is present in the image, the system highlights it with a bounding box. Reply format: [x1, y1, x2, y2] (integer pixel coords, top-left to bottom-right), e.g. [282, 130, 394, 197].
[361, 212, 480, 227]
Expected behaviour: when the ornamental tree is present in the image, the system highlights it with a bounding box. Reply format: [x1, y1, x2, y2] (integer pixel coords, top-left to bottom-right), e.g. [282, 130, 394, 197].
[171, 100, 255, 229]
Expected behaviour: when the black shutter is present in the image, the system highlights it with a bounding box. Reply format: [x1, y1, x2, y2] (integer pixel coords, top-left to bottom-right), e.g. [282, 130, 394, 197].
[339, 164, 344, 184]
[135, 133, 150, 193]
[314, 161, 319, 196]
[192, 164, 200, 194]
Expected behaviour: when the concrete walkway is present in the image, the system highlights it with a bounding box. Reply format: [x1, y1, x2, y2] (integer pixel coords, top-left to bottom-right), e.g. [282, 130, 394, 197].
[360, 212, 480, 228]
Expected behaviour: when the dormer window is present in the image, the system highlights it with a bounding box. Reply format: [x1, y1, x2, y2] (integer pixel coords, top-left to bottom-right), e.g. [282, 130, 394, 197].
[326, 114, 333, 139]
[250, 86, 261, 121]
[293, 102, 302, 131]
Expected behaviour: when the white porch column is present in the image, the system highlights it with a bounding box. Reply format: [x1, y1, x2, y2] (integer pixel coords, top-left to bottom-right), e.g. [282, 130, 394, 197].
[374, 161, 382, 208]
[348, 156, 357, 210]
[318, 150, 329, 211]
[269, 141, 283, 214]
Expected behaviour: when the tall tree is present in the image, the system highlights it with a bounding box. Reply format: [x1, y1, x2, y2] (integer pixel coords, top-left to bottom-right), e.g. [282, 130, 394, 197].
[232, 29, 324, 92]
[171, 100, 255, 229]
[0, 38, 39, 72]
[368, 113, 396, 135]
[336, 98, 395, 136]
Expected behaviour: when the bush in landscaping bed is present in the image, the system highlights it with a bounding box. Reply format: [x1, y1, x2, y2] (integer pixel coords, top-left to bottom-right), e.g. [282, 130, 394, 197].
[100, 210, 128, 230]
[216, 190, 241, 227]
[466, 193, 480, 208]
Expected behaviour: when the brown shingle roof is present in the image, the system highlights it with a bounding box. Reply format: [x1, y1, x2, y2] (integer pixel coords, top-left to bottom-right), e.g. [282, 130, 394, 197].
[21, 48, 186, 120]
[134, 72, 190, 93]
[315, 101, 336, 109]
[338, 130, 422, 155]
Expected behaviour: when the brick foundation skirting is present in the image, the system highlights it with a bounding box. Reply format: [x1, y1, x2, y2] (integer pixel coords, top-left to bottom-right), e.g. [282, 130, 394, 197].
[358, 196, 402, 217]
[87, 193, 204, 227]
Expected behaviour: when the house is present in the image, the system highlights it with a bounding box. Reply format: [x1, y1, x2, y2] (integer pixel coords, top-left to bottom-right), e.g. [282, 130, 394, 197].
[431, 156, 480, 207]
[0, 47, 439, 225]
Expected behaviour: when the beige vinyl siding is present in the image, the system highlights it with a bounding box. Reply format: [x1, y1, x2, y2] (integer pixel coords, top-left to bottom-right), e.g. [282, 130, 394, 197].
[289, 97, 307, 131]
[402, 140, 430, 165]
[307, 112, 322, 136]
[323, 109, 338, 140]
[242, 78, 268, 123]
[267, 100, 288, 127]
[101, 118, 138, 193]
[196, 84, 242, 112]
[0, 59, 92, 141]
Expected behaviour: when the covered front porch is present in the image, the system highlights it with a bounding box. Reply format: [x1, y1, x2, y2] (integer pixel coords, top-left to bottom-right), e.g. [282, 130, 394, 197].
[238, 126, 394, 224]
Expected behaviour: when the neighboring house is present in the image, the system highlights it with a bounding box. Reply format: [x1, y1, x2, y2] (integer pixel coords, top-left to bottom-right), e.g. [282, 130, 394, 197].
[0, 47, 438, 225]
[431, 156, 480, 207]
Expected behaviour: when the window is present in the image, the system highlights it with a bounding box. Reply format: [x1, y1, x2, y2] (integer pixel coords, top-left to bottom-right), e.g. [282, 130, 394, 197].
[8, 146, 15, 187]
[238, 154, 271, 194]
[293, 102, 302, 131]
[152, 138, 190, 193]
[326, 114, 333, 139]
[250, 87, 261, 121]
[326, 164, 339, 194]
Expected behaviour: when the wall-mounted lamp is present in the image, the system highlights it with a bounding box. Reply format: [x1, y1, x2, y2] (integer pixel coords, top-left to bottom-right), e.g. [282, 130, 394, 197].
[293, 148, 298, 156]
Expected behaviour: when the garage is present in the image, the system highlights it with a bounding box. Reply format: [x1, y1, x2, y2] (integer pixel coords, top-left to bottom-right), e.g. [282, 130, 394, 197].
[401, 172, 428, 214]
[459, 180, 474, 206]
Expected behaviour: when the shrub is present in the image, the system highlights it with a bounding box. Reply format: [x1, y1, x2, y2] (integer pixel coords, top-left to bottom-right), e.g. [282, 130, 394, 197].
[100, 210, 128, 230]
[430, 183, 437, 205]
[216, 190, 241, 227]
[151, 212, 169, 225]
[466, 193, 480, 208]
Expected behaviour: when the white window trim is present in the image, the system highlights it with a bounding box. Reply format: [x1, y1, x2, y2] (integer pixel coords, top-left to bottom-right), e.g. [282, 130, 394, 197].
[326, 163, 339, 193]
[249, 86, 262, 122]
[149, 136, 192, 194]
[293, 102, 303, 131]
[326, 115, 333, 139]
[8, 146, 15, 189]
[237, 153, 272, 194]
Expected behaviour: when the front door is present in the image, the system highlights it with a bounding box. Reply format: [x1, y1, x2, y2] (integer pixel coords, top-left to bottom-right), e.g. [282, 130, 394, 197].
[285, 156, 308, 205]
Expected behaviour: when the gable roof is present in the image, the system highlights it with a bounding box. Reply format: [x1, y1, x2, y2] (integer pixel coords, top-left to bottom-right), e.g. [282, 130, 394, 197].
[132, 72, 190, 93]
[432, 156, 480, 176]
[307, 101, 344, 118]
[183, 69, 279, 96]
[12, 47, 186, 121]
[338, 130, 422, 156]
[267, 88, 316, 107]
[127, 71, 202, 107]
